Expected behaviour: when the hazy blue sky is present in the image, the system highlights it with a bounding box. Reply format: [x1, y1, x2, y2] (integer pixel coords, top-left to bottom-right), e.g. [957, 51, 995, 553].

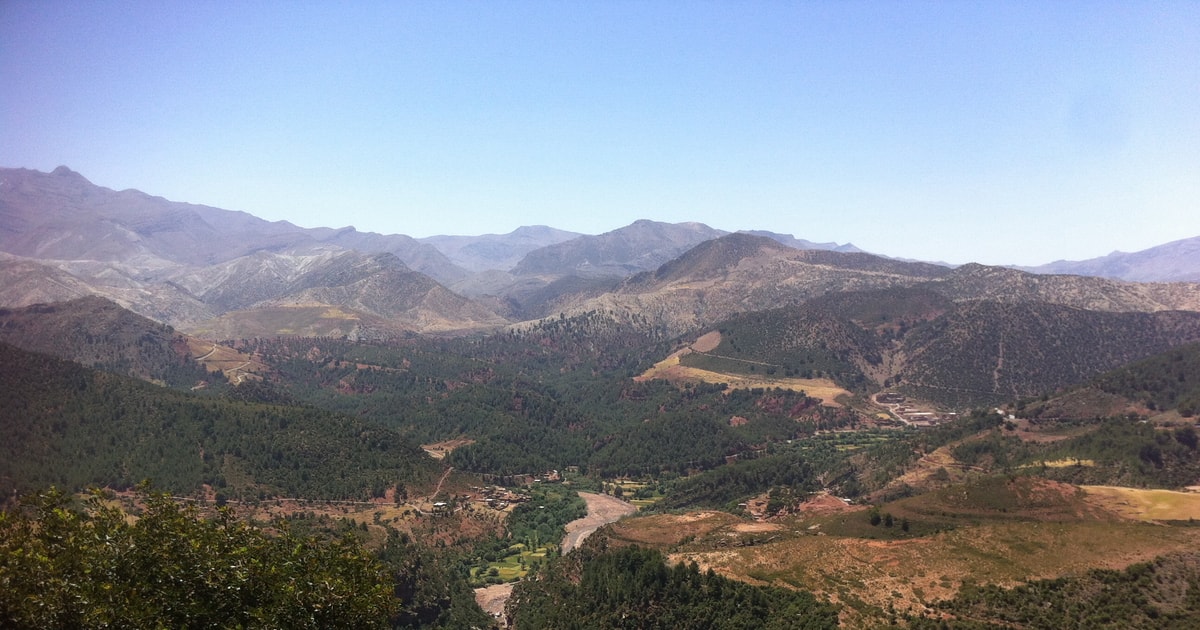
[2, 1, 1197, 266]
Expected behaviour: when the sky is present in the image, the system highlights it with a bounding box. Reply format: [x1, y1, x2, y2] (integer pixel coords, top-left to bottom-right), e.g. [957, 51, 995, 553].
[2, 1, 1197, 266]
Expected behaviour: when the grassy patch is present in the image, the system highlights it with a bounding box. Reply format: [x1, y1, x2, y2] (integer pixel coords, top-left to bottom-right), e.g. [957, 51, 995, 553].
[1083, 486, 1200, 521]
[610, 479, 665, 508]
[470, 543, 552, 585]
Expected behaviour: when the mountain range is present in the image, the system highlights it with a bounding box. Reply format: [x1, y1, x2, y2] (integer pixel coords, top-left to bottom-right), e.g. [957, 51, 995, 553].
[2, 165, 1199, 345]
[1022, 236, 1200, 282]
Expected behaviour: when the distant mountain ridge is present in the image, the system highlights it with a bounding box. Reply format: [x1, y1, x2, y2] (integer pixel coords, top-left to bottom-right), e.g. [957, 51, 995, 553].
[420, 225, 583, 272]
[510, 220, 727, 277]
[0, 166, 466, 282]
[3, 165, 1199, 342]
[0, 166, 509, 335]
[1021, 235, 1200, 283]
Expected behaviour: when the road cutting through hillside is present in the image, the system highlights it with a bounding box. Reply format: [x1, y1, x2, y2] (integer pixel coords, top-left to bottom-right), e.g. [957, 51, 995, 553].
[474, 491, 636, 620]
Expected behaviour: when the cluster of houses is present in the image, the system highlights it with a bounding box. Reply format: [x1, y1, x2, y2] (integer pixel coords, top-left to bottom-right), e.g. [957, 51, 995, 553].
[476, 485, 530, 511]
[874, 392, 957, 427]
[430, 469, 575, 516]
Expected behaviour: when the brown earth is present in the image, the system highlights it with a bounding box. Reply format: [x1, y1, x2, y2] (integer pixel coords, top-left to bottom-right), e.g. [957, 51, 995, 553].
[670, 520, 1200, 627]
[185, 337, 267, 384]
[474, 583, 514, 621]
[796, 491, 861, 517]
[691, 330, 722, 352]
[421, 439, 475, 460]
[608, 511, 745, 547]
[636, 351, 851, 406]
[1083, 485, 1200, 521]
[605, 476, 1200, 628]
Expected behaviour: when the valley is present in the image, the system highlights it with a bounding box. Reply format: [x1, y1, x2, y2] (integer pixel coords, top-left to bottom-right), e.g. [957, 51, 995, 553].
[3, 166, 1200, 628]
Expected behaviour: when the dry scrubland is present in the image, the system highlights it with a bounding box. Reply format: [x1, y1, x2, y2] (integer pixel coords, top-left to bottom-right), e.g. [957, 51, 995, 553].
[606, 473, 1200, 627]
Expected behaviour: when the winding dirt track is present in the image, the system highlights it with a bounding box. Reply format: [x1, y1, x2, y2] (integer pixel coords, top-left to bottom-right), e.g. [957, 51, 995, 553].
[474, 491, 636, 620]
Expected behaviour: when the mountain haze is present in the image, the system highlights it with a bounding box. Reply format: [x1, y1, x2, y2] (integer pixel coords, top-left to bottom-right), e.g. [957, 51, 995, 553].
[4, 165, 1199, 346]
[510, 219, 727, 277]
[0, 167, 509, 336]
[1024, 235, 1200, 283]
[421, 225, 582, 272]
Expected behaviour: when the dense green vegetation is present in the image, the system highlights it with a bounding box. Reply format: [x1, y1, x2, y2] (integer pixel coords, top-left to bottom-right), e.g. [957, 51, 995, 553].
[680, 307, 874, 389]
[467, 485, 586, 586]
[8, 294, 1200, 629]
[950, 417, 1200, 489]
[0, 488, 398, 629]
[507, 486, 586, 551]
[507, 541, 840, 629]
[236, 324, 853, 479]
[0, 342, 438, 499]
[1090, 342, 1200, 417]
[670, 288, 1200, 408]
[658, 445, 827, 511]
[656, 412, 1005, 510]
[376, 532, 495, 629]
[911, 552, 1200, 629]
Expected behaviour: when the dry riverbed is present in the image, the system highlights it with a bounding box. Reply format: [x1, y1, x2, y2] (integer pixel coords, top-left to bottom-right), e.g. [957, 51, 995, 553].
[474, 491, 636, 620]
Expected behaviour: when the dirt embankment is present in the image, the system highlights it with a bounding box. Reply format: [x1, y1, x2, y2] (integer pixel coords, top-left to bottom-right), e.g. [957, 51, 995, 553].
[474, 583, 515, 621]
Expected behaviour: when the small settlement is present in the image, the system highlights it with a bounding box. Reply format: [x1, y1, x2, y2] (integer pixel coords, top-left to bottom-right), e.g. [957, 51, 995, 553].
[873, 392, 958, 427]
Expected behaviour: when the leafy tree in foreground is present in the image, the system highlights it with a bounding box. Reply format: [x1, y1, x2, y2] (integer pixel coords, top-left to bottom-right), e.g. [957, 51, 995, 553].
[0, 487, 398, 629]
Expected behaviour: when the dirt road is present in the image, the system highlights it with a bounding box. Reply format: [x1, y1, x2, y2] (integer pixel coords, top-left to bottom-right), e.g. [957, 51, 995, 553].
[473, 491, 636, 620]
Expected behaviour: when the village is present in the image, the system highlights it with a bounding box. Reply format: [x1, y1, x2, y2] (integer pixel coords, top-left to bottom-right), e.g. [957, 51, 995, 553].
[429, 470, 567, 516]
[873, 392, 958, 427]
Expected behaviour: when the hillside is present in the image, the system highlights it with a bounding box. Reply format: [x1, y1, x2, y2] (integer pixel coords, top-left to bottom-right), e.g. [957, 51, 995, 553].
[0, 341, 440, 499]
[545, 234, 949, 338]
[935, 263, 1200, 312]
[0, 166, 507, 335]
[538, 233, 1200, 344]
[0, 296, 211, 387]
[1026, 342, 1200, 420]
[665, 287, 1200, 407]
[510, 219, 726, 277]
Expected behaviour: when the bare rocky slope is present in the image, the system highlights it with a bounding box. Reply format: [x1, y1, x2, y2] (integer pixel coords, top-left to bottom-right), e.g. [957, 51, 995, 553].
[0, 167, 508, 335]
[4, 166, 1199, 344]
[540, 233, 1200, 339]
